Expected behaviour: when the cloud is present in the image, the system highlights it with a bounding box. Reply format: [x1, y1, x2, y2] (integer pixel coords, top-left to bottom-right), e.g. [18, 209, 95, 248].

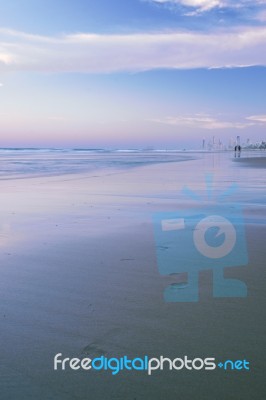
[1, 26, 266, 73]
[151, 0, 223, 13]
[148, 0, 266, 15]
[151, 114, 260, 129]
[0, 83, 3, 87]
[246, 114, 266, 122]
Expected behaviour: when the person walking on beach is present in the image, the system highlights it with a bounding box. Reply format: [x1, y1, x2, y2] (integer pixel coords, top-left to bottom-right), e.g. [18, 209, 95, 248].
[234, 145, 241, 157]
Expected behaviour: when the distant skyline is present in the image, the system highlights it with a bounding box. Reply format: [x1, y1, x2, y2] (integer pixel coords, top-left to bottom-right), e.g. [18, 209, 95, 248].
[0, 0, 266, 148]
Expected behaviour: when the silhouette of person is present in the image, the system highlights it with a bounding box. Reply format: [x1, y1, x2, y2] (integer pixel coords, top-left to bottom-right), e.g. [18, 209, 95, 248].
[234, 145, 241, 157]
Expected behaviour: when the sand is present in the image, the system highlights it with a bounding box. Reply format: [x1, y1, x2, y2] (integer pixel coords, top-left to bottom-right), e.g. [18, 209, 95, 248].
[0, 151, 265, 400]
[233, 156, 266, 168]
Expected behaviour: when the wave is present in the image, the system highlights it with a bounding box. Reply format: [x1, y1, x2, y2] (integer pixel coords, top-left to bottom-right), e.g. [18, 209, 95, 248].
[0, 148, 195, 180]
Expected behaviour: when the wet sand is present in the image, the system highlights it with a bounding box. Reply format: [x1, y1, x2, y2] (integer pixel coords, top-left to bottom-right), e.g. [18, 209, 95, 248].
[0, 152, 265, 400]
[233, 156, 266, 168]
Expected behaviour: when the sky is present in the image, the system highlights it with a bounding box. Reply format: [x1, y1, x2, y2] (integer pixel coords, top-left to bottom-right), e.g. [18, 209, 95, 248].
[0, 0, 266, 149]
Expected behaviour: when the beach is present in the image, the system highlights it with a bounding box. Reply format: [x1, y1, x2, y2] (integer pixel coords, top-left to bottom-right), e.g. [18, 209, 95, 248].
[0, 150, 265, 400]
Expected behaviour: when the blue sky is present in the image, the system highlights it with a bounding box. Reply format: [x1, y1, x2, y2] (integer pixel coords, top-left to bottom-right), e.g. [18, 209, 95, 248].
[0, 0, 266, 148]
